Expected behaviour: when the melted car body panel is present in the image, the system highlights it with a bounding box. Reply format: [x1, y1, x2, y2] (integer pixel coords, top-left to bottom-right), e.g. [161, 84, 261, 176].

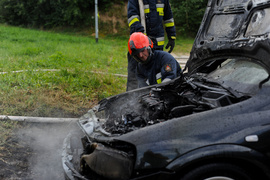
[187, 0, 270, 74]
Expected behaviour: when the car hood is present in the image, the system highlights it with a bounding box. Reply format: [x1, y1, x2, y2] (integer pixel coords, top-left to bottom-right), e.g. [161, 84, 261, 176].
[115, 88, 270, 169]
[187, 0, 270, 74]
[77, 87, 270, 171]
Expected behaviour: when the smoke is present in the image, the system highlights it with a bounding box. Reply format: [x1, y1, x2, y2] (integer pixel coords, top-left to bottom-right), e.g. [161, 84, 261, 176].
[16, 121, 80, 180]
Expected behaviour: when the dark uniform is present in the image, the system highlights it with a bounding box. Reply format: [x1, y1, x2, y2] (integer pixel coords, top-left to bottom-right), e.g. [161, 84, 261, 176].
[128, 0, 176, 50]
[127, 0, 176, 91]
[136, 50, 181, 88]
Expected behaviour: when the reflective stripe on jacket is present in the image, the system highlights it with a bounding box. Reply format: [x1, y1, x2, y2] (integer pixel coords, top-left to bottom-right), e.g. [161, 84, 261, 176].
[128, 0, 176, 50]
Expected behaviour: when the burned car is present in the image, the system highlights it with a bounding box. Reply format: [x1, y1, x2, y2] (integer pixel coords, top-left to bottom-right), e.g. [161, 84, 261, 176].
[62, 0, 270, 180]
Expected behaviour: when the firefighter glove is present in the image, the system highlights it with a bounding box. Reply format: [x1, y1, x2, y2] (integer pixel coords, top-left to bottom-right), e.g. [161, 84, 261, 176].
[165, 38, 175, 53]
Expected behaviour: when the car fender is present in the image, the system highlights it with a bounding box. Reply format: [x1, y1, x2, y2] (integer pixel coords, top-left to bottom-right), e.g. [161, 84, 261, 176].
[166, 144, 270, 178]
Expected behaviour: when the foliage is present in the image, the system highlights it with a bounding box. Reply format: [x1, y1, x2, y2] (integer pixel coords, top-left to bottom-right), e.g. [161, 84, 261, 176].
[170, 0, 208, 36]
[0, 0, 115, 28]
[0, 0, 208, 35]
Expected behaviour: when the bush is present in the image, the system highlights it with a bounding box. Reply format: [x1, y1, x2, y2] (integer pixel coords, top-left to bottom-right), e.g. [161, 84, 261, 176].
[170, 0, 208, 36]
[0, 0, 208, 36]
[0, 0, 114, 28]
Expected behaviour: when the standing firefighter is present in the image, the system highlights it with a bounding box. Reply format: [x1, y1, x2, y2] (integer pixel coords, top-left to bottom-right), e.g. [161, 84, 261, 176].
[126, 0, 177, 91]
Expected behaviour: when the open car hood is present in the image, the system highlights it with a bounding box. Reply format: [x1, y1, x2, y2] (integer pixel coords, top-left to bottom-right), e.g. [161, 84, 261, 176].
[187, 0, 270, 74]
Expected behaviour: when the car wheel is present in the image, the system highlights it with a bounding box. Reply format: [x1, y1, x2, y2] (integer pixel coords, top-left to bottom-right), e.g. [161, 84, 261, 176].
[180, 163, 254, 180]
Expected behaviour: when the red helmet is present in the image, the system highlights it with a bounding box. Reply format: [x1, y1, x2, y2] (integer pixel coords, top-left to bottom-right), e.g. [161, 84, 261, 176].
[128, 32, 154, 63]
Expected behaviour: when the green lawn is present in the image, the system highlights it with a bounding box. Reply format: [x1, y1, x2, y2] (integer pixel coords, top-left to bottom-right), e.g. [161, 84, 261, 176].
[0, 24, 194, 117]
[0, 24, 194, 150]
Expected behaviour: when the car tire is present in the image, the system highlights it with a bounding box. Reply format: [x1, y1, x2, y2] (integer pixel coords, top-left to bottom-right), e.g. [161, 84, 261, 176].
[180, 163, 254, 180]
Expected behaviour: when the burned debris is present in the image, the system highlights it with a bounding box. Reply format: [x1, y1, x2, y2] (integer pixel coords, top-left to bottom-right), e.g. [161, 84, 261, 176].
[101, 75, 248, 135]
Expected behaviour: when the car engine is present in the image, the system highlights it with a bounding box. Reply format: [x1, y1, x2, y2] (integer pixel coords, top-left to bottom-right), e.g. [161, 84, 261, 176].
[102, 75, 249, 135]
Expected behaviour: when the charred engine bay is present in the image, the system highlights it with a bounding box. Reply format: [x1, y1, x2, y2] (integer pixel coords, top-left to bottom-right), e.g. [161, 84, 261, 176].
[101, 76, 249, 135]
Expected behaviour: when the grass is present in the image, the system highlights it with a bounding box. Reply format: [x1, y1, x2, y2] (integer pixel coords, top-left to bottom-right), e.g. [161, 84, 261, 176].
[0, 24, 194, 156]
[0, 120, 19, 146]
[0, 24, 194, 117]
[0, 25, 127, 117]
[174, 36, 194, 54]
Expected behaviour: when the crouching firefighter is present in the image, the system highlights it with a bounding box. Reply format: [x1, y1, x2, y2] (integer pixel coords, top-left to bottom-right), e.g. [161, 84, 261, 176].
[128, 32, 182, 88]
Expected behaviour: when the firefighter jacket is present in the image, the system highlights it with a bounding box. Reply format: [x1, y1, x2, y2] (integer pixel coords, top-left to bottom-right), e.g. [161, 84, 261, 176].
[128, 0, 176, 50]
[136, 50, 181, 88]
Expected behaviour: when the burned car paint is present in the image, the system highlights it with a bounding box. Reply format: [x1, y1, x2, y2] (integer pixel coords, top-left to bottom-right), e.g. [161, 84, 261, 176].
[187, 0, 270, 77]
[62, 0, 270, 180]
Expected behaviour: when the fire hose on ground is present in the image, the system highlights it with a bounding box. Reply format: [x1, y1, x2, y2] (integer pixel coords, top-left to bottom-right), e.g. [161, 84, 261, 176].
[0, 115, 78, 123]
